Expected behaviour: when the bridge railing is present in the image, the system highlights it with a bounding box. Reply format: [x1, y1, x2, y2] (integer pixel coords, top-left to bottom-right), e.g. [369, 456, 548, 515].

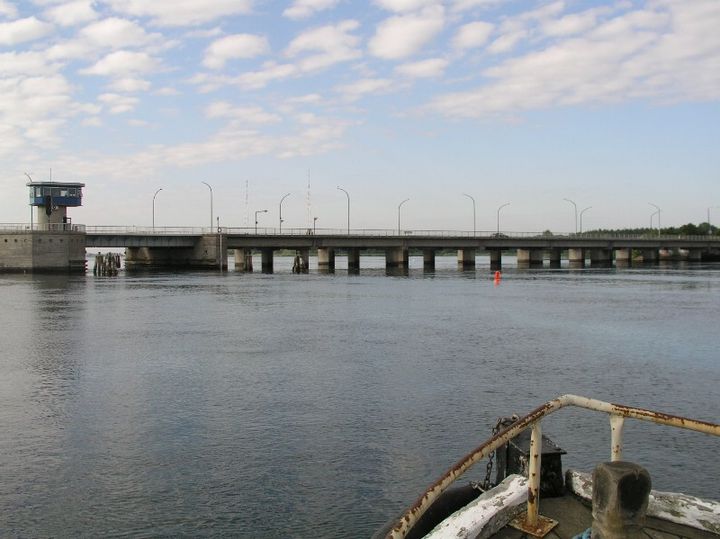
[0, 223, 86, 232]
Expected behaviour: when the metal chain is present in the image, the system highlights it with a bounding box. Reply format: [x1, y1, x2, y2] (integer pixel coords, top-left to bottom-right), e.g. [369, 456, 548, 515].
[473, 414, 519, 492]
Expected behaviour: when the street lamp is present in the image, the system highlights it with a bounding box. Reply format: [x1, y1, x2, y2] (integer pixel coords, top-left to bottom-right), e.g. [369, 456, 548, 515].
[496, 202, 510, 235]
[279, 193, 291, 233]
[649, 203, 661, 234]
[563, 198, 577, 234]
[579, 206, 591, 234]
[255, 209, 268, 234]
[201, 181, 213, 231]
[462, 193, 476, 236]
[337, 186, 350, 235]
[152, 188, 162, 230]
[708, 206, 718, 234]
[397, 198, 409, 235]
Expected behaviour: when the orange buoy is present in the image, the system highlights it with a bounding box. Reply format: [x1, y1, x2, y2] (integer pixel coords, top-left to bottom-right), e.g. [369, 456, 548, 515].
[493, 270, 502, 286]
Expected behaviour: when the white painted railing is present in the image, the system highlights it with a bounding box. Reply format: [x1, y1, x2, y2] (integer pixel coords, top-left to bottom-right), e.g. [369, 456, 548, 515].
[384, 394, 720, 539]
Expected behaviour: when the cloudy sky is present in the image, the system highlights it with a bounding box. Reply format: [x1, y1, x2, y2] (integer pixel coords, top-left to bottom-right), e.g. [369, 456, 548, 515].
[1, 0, 718, 233]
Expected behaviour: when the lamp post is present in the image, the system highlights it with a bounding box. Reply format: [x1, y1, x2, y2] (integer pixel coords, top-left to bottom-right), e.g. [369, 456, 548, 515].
[337, 186, 350, 235]
[708, 206, 717, 235]
[153, 187, 162, 231]
[579, 206, 591, 234]
[563, 198, 577, 234]
[649, 203, 661, 234]
[313, 216, 318, 235]
[279, 193, 290, 233]
[462, 193, 476, 236]
[397, 198, 409, 235]
[255, 209, 268, 234]
[201, 181, 213, 231]
[496, 202, 510, 235]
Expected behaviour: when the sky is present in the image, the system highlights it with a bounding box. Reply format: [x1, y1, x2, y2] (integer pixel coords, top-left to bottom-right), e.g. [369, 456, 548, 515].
[1, 0, 719, 234]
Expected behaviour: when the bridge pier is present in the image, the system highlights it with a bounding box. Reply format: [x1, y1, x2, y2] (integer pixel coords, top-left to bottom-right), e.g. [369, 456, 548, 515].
[659, 248, 674, 261]
[489, 249, 502, 270]
[294, 248, 309, 273]
[590, 248, 612, 267]
[317, 247, 335, 271]
[386, 247, 409, 268]
[615, 248, 632, 267]
[641, 249, 658, 264]
[547, 248, 561, 268]
[347, 248, 360, 271]
[234, 248, 253, 272]
[423, 249, 435, 270]
[517, 248, 543, 267]
[568, 248, 585, 268]
[261, 248, 273, 273]
[457, 248, 475, 268]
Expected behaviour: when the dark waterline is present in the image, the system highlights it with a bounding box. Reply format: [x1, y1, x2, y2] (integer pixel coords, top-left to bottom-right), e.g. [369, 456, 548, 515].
[1, 258, 719, 538]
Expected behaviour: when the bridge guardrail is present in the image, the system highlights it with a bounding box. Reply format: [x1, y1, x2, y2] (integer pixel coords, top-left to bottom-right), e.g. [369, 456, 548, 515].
[0, 223, 86, 232]
[4, 224, 719, 241]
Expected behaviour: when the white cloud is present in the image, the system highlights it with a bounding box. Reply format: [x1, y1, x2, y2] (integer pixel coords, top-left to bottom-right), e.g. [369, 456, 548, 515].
[234, 62, 298, 89]
[335, 77, 395, 101]
[453, 20, 493, 49]
[81, 51, 160, 77]
[0, 51, 61, 76]
[106, 0, 253, 27]
[396, 57, 447, 78]
[541, 10, 602, 37]
[155, 87, 180, 96]
[107, 77, 151, 92]
[427, 1, 720, 118]
[285, 20, 362, 71]
[203, 34, 270, 69]
[43, 1, 97, 26]
[369, 5, 444, 59]
[205, 101, 281, 124]
[0, 16, 53, 45]
[98, 93, 139, 114]
[284, 0, 339, 20]
[374, 0, 437, 13]
[0, 0, 18, 18]
[452, 0, 503, 12]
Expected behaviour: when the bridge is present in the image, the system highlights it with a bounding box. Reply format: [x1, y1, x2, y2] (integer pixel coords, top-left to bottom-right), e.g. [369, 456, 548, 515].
[2, 223, 719, 273]
[82, 225, 720, 272]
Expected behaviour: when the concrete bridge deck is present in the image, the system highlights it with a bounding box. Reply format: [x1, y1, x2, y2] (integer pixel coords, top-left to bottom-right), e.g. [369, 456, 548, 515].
[82, 226, 720, 271]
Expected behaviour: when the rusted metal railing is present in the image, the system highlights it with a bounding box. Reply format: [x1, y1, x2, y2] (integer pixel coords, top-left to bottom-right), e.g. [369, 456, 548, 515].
[384, 394, 720, 539]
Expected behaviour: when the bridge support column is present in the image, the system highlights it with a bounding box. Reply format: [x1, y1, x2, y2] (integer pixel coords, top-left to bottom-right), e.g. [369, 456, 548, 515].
[641, 249, 658, 264]
[615, 248, 632, 267]
[386, 247, 409, 268]
[547, 248, 561, 268]
[457, 248, 475, 268]
[517, 248, 543, 267]
[423, 249, 435, 270]
[590, 248, 612, 267]
[568, 248, 585, 268]
[347, 248, 360, 271]
[261, 248, 273, 273]
[293, 249, 309, 273]
[234, 248, 253, 272]
[685, 248, 703, 261]
[488, 249, 502, 270]
[317, 247, 335, 271]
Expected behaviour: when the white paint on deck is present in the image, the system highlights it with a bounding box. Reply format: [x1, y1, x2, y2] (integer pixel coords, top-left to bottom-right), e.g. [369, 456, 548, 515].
[566, 469, 720, 534]
[424, 475, 527, 539]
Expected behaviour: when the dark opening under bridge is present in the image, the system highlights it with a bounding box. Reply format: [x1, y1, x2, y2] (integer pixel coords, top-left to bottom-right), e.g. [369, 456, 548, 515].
[83, 226, 720, 272]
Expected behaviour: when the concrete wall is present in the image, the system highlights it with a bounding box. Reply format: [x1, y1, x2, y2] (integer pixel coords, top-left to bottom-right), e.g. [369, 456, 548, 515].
[0, 231, 86, 272]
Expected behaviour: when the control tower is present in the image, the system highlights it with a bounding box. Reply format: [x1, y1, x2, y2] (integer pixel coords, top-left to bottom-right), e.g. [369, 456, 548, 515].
[27, 181, 85, 229]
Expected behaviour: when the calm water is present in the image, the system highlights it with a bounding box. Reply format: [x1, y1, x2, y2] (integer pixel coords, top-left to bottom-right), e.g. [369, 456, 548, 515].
[1, 256, 719, 538]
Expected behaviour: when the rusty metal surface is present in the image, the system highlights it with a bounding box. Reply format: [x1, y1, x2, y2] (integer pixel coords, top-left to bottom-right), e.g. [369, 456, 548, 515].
[383, 395, 720, 539]
[509, 512, 559, 537]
